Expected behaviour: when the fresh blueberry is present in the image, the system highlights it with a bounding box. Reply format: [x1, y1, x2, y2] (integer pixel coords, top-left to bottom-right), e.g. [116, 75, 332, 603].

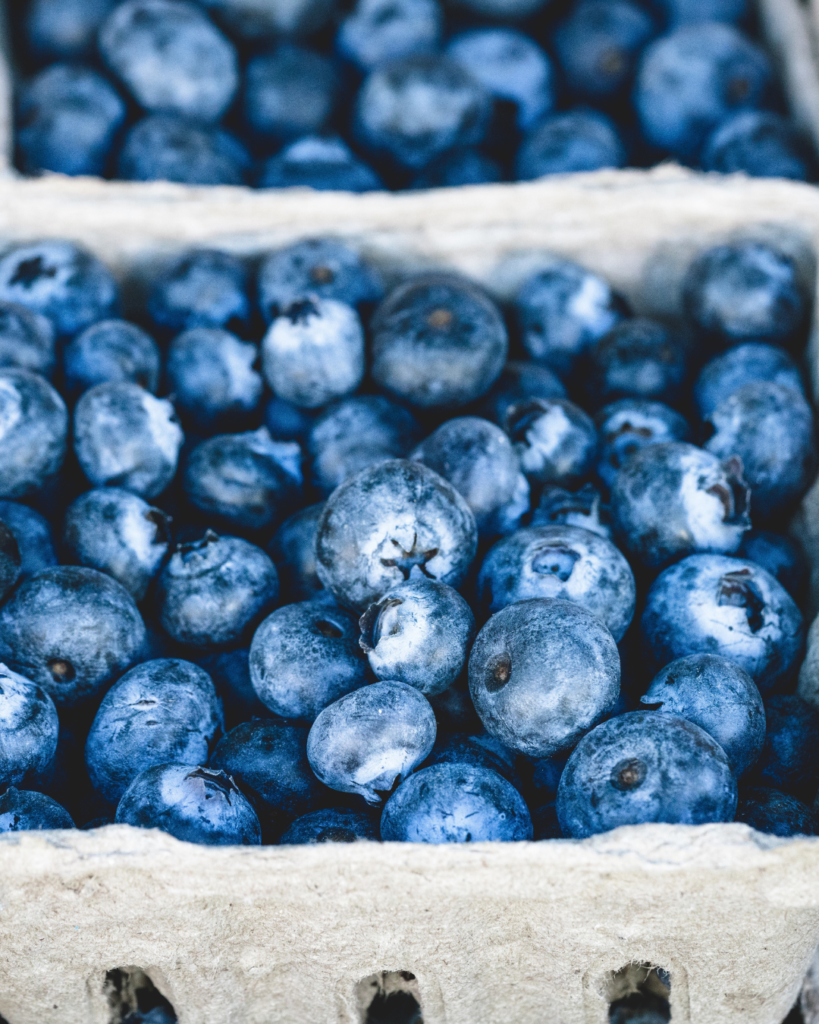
[587, 318, 689, 409]
[514, 258, 627, 379]
[411, 416, 529, 536]
[264, 396, 316, 443]
[635, 23, 771, 162]
[505, 397, 597, 487]
[249, 596, 367, 719]
[279, 806, 379, 843]
[74, 382, 184, 499]
[63, 488, 171, 601]
[0, 302, 55, 378]
[85, 658, 223, 805]
[16, 64, 126, 178]
[355, 54, 491, 172]
[158, 531, 279, 650]
[0, 240, 119, 340]
[702, 111, 811, 180]
[704, 382, 816, 520]
[338, 0, 441, 72]
[478, 361, 566, 427]
[198, 0, 335, 38]
[244, 45, 338, 146]
[530, 482, 612, 537]
[556, 710, 737, 837]
[469, 598, 620, 757]
[693, 343, 804, 421]
[148, 249, 251, 337]
[371, 274, 507, 409]
[516, 110, 626, 180]
[0, 370, 67, 500]
[258, 136, 382, 192]
[118, 114, 250, 185]
[0, 501, 57, 579]
[307, 680, 436, 804]
[268, 502, 325, 602]
[425, 732, 522, 789]
[64, 320, 161, 399]
[655, 0, 747, 25]
[359, 579, 475, 695]
[735, 786, 815, 837]
[410, 149, 501, 189]
[307, 395, 422, 496]
[115, 763, 261, 845]
[737, 530, 806, 600]
[640, 554, 804, 693]
[749, 694, 819, 801]
[478, 525, 635, 640]
[315, 459, 478, 612]
[381, 762, 532, 842]
[196, 646, 266, 728]
[610, 442, 749, 570]
[452, 0, 550, 21]
[0, 787, 74, 832]
[0, 664, 59, 790]
[595, 399, 690, 491]
[0, 565, 146, 708]
[24, 0, 118, 61]
[0, 522, 21, 605]
[427, 674, 483, 735]
[183, 428, 300, 533]
[640, 653, 764, 776]
[100, 0, 239, 123]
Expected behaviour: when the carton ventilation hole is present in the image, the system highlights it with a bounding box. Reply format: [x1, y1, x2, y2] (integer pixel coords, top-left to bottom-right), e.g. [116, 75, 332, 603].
[356, 971, 423, 1024]
[103, 968, 176, 1024]
[606, 964, 670, 1024]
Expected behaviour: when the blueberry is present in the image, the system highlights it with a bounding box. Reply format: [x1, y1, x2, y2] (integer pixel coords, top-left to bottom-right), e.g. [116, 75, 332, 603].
[261, 298, 364, 409]
[0, 370, 66, 502]
[655, 0, 747, 25]
[410, 149, 501, 189]
[478, 525, 635, 640]
[531, 482, 612, 537]
[426, 732, 522, 789]
[610, 442, 749, 570]
[196, 646, 266, 728]
[0, 787, 74, 832]
[557, 710, 737, 837]
[479, 360, 567, 429]
[338, 0, 441, 72]
[514, 258, 627, 379]
[158, 531, 279, 650]
[148, 250, 251, 337]
[16, 64, 126, 178]
[249, 597, 367, 719]
[359, 579, 476, 694]
[258, 239, 384, 322]
[315, 459, 478, 612]
[469, 598, 620, 757]
[244, 45, 338, 146]
[0, 521, 21, 605]
[0, 664, 59, 790]
[380, 763, 532, 842]
[74, 382, 184, 499]
[65, 320, 161, 404]
[116, 763, 261, 845]
[446, 29, 554, 132]
[371, 274, 507, 409]
[118, 114, 250, 186]
[0, 240, 119, 340]
[683, 241, 805, 348]
[411, 416, 529, 536]
[63, 488, 171, 601]
[307, 680, 436, 804]
[199, 0, 335, 39]
[640, 653, 764, 776]
[0, 565, 146, 708]
[516, 110, 625, 180]
[505, 397, 597, 487]
[586, 318, 688, 408]
[100, 0, 239, 123]
[635, 23, 771, 161]
[693, 343, 804, 420]
[183, 428, 300, 533]
[85, 658, 223, 805]
[279, 806, 379, 843]
[702, 111, 811, 180]
[749, 694, 819, 801]
[264, 395, 316, 443]
[554, 0, 656, 101]
[24, 0, 118, 61]
[268, 502, 325, 602]
[595, 399, 690, 491]
[355, 54, 490, 172]
[452, 0, 550, 21]
[0, 303, 55, 378]
[0, 501, 57, 578]
[259, 136, 382, 192]
[307, 395, 422, 496]
[640, 554, 804, 693]
[737, 530, 806, 599]
[735, 786, 815, 837]
[704, 382, 816, 520]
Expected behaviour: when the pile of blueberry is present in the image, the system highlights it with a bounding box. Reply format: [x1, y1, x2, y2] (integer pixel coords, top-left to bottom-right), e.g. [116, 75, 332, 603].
[12, 0, 816, 189]
[0, 232, 815, 847]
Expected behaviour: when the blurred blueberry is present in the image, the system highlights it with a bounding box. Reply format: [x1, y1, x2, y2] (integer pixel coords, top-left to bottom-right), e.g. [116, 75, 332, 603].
[531, 482, 611, 537]
[158, 531, 279, 650]
[0, 370, 67, 500]
[0, 664, 59, 790]
[195, 646, 266, 728]
[0, 501, 57, 578]
[86, 658, 223, 804]
[118, 114, 250, 186]
[338, 0, 441, 72]
[0, 522, 21, 605]
[557, 710, 737, 837]
[100, 0, 238, 123]
[280, 806, 379, 843]
[307, 680, 436, 804]
[63, 488, 171, 601]
[249, 596, 367, 719]
[478, 361, 566, 426]
[372, 274, 507, 409]
[65, 320, 160, 398]
[0, 788, 74, 832]
[259, 136, 382, 192]
[735, 786, 815, 837]
[197, 0, 336, 38]
[116, 763, 261, 845]
[640, 554, 804, 693]
[702, 111, 811, 180]
[244, 45, 338, 146]
[0, 565, 146, 708]
[24, 0, 118, 61]
[16, 64, 126, 178]
[469, 598, 620, 757]
[640, 653, 764, 776]
[381, 762, 532, 842]
[264, 395, 316, 443]
[148, 249, 251, 337]
[315, 459, 478, 612]
[505, 397, 597, 487]
[750, 694, 819, 802]
[693, 343, 804, 420]
[655, 0, 748, 25]
[0, 303, 55, 378]
[516, 110, 625, 180]
[737, 530, 806, 600]
[425, 732, 522, 789]
[586, 318, 688, 408]
[268, 502, 325, 602]
[411, 150, 501, 189]
[595, 399, 690, 491]
[452, 0, 551, 21]
[74, 382, 183, 498]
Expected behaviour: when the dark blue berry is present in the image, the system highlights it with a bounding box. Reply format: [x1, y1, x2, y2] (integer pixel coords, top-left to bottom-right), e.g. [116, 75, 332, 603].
[64, 320, 161, 398]
[693, 343, 804, 420]
[118, 115, 250, 185]
[478, 361, 566, 426]
[268, 502, 325, 602]
[24, 0, 118, 61]
[735, 786, 815, 836]
[516, 110, 625, 180]
[0, 787, 74, 832]
[586, 318, 688, 408]
[737, 530, 806, 599]
[531, 482, 612, 537]
[258, 136, 382, 192]
[702, 111, 811, 180]
[244, 45, 338, 146]
[279, 806, 379, 843]
[410, 150, 501, 189]
[749, 694, 819, 801]
[0, 501, 57, 579]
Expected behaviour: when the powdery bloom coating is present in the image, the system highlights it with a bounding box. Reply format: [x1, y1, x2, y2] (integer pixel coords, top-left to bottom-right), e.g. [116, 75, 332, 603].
[595, 399, 690, 491]
[0, 664, 59, 790]
[506, 397, 597, 487]
[0, 370, 67, 500]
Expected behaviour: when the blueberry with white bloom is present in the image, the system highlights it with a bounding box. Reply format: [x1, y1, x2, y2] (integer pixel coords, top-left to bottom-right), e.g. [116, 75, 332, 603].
[693, 343, 804, 420]
[516, 110, 625, 180]
[506, 398, 597, 487]
[339, 0, 442, 72]
[243, 44, 338, 145]
[479, 361, 566, 427]
[531, 482, 611, 537]
[736, 787, 816, 837]
[0, 501, 56, 578]
[64, 320, 161, 398]
[307, 680, 436, 805]
[0, 664, 59, 790]
[595, 399, 690, 491]
[0, 370, 67, 500]
[641, 554, 804, 693]
[280, 807, 379, 844]
[148, 249, 251, 336]
[268, 502, 325, 602]
[0, 303, 55, 378]
[0, 788, 74, 832]
[259, 136, 382, 192]
[118, 114, 250, 186]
